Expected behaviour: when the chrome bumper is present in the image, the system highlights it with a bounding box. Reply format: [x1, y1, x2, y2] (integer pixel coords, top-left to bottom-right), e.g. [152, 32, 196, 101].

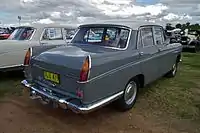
[182, 45, 195, 48]
[21, 80, 123, 114]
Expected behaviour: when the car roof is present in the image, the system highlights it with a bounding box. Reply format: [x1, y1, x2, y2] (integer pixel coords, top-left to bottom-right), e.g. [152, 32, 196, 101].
[17, 23, 78, 29]
[79, 19, 163, 30]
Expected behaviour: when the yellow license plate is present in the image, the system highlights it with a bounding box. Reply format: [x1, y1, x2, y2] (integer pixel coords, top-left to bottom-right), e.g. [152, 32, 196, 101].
[43, 71, 60, 84]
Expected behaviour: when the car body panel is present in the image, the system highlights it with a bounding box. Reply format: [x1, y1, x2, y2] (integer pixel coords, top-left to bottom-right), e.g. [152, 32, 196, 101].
[0, 40, 39, 68]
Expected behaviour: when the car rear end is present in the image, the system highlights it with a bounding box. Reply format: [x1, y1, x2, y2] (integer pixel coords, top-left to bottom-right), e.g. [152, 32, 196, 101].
[21, 47, 96, 113]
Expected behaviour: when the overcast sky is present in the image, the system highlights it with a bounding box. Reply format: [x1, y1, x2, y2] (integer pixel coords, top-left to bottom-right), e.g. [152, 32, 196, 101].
[0, 0, 199, 26]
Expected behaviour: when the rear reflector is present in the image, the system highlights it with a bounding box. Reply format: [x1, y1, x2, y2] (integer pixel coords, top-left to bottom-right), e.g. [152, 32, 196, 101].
[76, 89, 83, 98]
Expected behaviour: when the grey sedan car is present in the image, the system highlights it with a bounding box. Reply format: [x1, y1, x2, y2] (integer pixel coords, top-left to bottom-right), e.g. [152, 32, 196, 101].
[21, 20, 182, 114]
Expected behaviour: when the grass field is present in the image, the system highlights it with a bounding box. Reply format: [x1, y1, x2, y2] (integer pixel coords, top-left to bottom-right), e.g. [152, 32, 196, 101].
[137, 52, 200, 121]
[0, 52, 199, 125]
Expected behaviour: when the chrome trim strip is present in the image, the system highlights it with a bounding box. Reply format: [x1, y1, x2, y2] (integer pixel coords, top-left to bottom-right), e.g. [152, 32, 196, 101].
[69, 28, 80, 43]
[30, 47, 33, 57]
[29, 28, 37, 41]
[0, 64, 24, 69]
[21, 79, 124, 114]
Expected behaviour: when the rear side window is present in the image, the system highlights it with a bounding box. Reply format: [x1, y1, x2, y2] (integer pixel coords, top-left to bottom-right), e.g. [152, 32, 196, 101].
[42, 28, 63, 40]
[8, 27, 35, 40]
[140, 27, 154, 47]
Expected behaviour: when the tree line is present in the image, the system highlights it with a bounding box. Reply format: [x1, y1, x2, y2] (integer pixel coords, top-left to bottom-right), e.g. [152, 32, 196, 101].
[166, 22, 200, 31]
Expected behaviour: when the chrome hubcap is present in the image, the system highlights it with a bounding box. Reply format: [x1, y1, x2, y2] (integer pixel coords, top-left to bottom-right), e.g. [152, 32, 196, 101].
[124, 81, 137, 105]
[172, 64, 177, 75]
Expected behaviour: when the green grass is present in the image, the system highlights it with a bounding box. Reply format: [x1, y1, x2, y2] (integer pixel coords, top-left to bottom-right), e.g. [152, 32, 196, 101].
[139, 53, 200, 120]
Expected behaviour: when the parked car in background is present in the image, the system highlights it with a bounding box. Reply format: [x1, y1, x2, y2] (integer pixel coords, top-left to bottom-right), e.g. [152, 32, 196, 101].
[0, 28, 11, 40]
[166, 28, 182, 43]
[180, 29, 200, 52]
[0, 23, 78, 71]
[21, 20, 182, 114]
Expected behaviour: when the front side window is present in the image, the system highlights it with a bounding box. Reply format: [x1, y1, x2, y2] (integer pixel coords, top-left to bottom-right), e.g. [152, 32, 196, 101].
[140, 27, 154, 47]
[42, 28, 63, 40]
[154, 27, 164, 45]
[8, 27, 35, 40]
[72, 26, 130, 49]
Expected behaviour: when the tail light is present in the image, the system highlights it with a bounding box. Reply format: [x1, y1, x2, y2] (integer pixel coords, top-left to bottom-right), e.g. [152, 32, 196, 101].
[24, 48, 32, 66]
[79, 56, 91, 82]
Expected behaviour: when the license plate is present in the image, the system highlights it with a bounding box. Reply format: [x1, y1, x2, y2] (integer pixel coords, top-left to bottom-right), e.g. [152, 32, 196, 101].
[43, 71, 60, 84]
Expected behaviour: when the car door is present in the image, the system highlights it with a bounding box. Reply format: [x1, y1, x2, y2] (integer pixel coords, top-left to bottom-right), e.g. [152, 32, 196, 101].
[153, 26, 176, 76]
[137, 26, 160, 84]
[40, 27, 66, 46]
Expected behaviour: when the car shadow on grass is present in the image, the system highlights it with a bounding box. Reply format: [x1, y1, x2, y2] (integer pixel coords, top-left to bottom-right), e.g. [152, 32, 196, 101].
[0, 70, 24, 97]
[0, 70, 24, 81]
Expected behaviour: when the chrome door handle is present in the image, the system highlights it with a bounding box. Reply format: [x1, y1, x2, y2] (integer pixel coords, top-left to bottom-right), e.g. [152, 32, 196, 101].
[139, 52, 144, 56]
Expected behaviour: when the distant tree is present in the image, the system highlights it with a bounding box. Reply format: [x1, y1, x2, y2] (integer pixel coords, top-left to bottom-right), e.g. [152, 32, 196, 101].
[175, 23, 182, 29]
[194, 23, 199, 27]
[186, 22, 190, 27]
[181, 24, 186, 30]
[165, 23, 175, 30]
[189, 23, 200, 31]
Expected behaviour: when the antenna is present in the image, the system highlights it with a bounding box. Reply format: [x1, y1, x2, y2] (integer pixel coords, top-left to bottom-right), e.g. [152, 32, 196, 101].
[18, 16, 21, 26]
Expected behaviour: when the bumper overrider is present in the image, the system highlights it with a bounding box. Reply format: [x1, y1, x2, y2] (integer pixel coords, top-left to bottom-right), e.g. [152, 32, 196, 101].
[21, 80, 123, 114]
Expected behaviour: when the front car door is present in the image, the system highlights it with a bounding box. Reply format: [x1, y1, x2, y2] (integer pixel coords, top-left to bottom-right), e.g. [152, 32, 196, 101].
[153, 26, 176, 76]
[137, 26, 160, 84]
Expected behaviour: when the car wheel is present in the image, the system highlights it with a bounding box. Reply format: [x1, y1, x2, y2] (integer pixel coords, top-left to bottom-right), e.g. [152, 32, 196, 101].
[195, 44, 200, 53]
[116, 78, 139, 111]
[166, 62, 178, 78]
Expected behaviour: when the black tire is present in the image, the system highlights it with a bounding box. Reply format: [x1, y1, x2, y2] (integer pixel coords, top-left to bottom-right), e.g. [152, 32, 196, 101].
[116, 77, 139, 111]
[166, 61, 178, 78]
[194, 44, 200, 53]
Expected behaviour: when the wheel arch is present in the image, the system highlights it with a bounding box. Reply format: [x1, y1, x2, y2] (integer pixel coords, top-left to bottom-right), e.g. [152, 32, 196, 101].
[128, 74, 145, 88]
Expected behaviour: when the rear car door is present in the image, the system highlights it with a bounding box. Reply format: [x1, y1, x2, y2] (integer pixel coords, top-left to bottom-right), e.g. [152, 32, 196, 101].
[153, 26, 176, 76]
[137, 26, 160, 83]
